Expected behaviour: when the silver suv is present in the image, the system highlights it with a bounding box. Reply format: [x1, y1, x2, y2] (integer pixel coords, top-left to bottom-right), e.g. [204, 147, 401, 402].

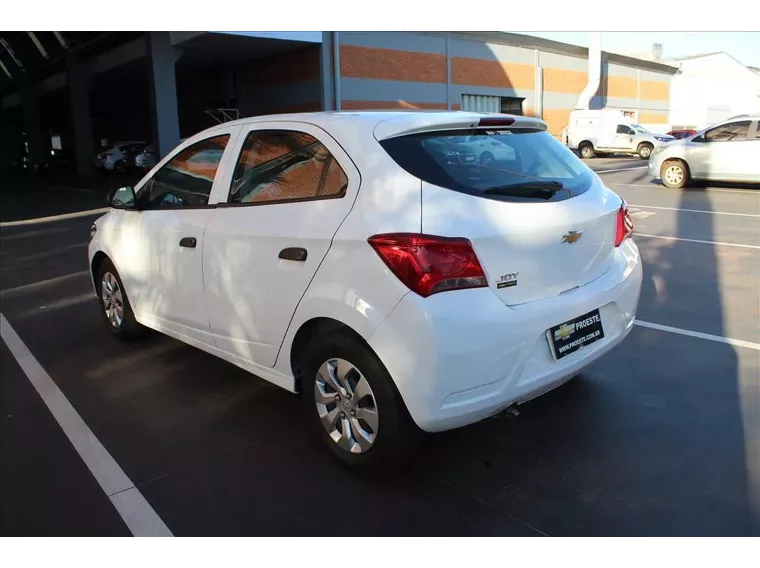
[649, 114, 760, 189]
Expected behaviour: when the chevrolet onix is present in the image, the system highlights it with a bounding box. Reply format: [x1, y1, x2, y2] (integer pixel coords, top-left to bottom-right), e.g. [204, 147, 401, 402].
[89, 111, 642, 471]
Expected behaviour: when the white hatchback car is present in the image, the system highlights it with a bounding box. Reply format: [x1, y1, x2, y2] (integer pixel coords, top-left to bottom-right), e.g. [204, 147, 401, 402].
[89, 111, 642, 471]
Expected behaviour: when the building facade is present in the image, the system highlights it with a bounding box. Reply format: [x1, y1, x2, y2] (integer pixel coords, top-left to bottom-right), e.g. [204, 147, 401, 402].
[667, 52, 760, 130]
[243, 31, 677, 137]
[1, 31, 677, 178]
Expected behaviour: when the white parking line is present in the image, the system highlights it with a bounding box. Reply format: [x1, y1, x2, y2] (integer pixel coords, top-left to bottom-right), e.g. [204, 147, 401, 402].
[634, 233, 760, 250]
[0, 270, 91, 298]
[0, 314, 173, 537]
[608, 182, 760, 195]
[634, 320, 760, 351]
[594, 166, 648, 174]
[628, 204, 760, 218]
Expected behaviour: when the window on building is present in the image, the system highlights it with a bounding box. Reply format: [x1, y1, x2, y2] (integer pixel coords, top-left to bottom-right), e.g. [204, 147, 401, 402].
[228, 130, 348, 205]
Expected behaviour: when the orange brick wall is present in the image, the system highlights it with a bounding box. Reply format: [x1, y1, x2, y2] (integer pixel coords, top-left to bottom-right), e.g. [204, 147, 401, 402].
[340, 45, 446, 83]
[451, 57, 534, 90]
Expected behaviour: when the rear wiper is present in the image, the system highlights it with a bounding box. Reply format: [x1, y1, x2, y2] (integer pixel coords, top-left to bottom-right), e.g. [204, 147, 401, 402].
[483, 180, 565, 197]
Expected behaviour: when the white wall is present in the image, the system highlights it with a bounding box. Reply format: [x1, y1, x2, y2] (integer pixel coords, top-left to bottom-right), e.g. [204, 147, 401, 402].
[669, 53, 760, 129]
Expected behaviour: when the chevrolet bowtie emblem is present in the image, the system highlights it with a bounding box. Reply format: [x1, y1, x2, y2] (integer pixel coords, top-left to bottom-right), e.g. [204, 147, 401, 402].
[562, 230, 583, 244]
[554, 323, 575, 340]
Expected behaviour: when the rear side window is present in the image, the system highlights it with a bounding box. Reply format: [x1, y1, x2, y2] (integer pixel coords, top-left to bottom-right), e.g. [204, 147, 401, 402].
[704, 121, 751, 142]
[380, 129, 593, 203]
[228, 130, 348, 205]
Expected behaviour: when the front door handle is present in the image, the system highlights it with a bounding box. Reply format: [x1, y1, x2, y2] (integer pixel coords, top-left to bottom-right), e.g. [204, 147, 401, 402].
[179, 237, 197, 248]
[279, 247, 307, 261]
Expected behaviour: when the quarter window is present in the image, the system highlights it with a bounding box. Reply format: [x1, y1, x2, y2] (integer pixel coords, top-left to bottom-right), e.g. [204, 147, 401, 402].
[704, 121, 751, 142]
[137, 135, 230, 208]
[228, 130, 348, 205]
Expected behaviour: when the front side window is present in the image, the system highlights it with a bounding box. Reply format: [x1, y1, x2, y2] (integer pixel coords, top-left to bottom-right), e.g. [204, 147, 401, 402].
[616, 125, 634, 135]
[136, 135, 229, 209]
[228, 130, 348, 205]
[380, 128, 593, 203]
[704, 121, 751, 142]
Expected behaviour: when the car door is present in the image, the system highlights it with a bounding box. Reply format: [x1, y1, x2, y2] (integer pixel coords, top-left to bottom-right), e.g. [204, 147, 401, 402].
[203, 122, 359, 368]
[111, 130, 238, 346]
[611, 124, 635, 150]
[689, 120, 753, 180]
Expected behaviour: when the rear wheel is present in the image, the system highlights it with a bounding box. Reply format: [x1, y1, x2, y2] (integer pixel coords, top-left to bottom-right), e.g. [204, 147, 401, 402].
[579, 142, 595, 159]
[638, 143, 654, 160]
[96, 259, 144, 340]
[660, 159, 689, 189]
[300, 331, 423, 473]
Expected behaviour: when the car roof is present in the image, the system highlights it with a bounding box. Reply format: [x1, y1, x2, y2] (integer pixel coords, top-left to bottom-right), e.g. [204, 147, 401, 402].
[197, 110, 548, 142]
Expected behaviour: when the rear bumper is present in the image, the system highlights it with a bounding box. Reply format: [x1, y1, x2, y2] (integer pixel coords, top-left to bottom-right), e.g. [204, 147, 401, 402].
[368, 240, 642, 433]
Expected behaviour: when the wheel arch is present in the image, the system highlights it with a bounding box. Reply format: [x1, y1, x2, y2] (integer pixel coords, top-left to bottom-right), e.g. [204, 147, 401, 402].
[90, 251, 111, 296]
[289, 317, 375, 394]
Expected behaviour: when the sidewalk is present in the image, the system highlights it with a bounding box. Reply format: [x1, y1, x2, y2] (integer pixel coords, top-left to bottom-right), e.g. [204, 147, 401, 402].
[0, 170, 141, 224]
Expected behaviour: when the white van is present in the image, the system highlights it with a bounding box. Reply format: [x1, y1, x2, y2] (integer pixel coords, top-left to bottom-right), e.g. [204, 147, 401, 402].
[566, 109, 674, 160]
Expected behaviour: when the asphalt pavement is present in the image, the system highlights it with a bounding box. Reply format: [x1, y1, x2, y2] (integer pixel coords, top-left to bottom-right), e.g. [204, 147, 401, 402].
[1, 158, 758, 536]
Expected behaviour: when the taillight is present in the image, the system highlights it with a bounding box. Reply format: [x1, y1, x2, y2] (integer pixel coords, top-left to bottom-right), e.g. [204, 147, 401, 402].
[368, 233, 487, 297]
[615, 202, 633, 247]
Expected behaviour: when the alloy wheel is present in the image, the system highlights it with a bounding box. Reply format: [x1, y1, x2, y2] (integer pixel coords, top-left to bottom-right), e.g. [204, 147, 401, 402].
[101, 272, 124, 328]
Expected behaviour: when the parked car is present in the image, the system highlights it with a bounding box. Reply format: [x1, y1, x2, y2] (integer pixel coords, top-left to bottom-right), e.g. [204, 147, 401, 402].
[135, 138, 189, 170]
[649, 114, 760, 189]
[134, 144, 156, 170]
[89, 111, 642, 471]
[94, 141, 147, 172]
[666, 129, 698, 140]
[567, 109, 674, 159]
[460, 134, 517, 164]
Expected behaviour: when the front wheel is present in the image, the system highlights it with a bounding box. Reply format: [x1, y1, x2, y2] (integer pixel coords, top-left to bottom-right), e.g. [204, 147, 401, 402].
[96, 259, 144, 340]
[300, 331, 423, 473]
[660, 160, 689, 189]
[638, 143, 653, 159]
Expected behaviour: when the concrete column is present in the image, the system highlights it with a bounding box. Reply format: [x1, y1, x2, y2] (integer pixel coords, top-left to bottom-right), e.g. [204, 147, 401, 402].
[67, 51, 95, 180]
[20, 77, 45, 170]
[146, 31, 180, 159]
[319, 32, 334, 111]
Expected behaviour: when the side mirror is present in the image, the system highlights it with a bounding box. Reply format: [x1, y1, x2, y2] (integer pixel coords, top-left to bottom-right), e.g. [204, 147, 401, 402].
[108, 186, 137, 209]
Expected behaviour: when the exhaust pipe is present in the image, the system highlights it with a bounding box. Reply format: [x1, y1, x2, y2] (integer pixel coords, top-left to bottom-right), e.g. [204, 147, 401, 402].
[576, 32, 602, 110]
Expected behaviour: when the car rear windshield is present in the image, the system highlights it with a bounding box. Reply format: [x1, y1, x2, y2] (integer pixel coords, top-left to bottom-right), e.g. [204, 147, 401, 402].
[379, 128, 593, 203]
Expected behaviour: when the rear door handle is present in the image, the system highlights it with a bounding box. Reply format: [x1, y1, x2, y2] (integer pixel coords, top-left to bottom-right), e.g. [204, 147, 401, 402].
[179, 237, 197, 248]
[279, 247, 307, 261]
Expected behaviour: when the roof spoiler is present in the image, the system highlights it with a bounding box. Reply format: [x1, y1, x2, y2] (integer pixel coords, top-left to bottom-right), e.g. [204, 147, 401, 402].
[374, 112, 548, 141]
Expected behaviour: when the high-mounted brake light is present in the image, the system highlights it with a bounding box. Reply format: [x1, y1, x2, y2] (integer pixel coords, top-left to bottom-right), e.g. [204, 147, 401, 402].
[478, 117, 515, 127]
[615, 202, 634, 247]
[368, 233, 488, 297]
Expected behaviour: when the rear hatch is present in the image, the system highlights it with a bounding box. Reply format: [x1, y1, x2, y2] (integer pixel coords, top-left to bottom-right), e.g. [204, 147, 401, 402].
[379, 118, 622, 306]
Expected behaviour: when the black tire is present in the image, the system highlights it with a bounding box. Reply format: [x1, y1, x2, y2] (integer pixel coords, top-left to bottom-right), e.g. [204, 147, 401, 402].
[114, 160, 127, 173]
[300, 330, 423, 473]
[579, 142, 595, 159]
[660, 159, 689, 189]
[480, 151, 494, 165]
[638, 143, 654, 160]
[95, 258, 144, 340]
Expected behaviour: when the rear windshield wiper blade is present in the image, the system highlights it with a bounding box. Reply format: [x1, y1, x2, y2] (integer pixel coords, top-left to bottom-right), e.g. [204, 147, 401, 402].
[483, 180, 565, 196]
